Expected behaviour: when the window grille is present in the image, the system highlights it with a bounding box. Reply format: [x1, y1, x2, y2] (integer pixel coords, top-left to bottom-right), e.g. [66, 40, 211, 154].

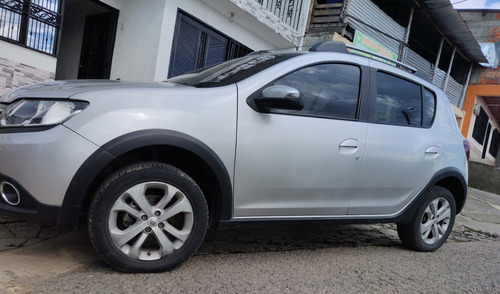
[255, 0, 305, 31]
[0, 0, 61, 55]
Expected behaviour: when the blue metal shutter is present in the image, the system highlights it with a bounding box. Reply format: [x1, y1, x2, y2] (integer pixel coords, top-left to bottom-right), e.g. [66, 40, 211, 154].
[170, 14, 202, 77]
[169, 12, 252, 78]
[204, 33, 228, 67]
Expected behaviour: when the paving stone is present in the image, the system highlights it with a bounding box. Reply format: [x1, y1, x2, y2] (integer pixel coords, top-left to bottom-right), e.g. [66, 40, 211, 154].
[20, 238, 44, 248]
[0, 225, 15, 239]
[39, 227, 66, 239]
[0, 215, 15, 224]
[0, 245, 12, 251]
[4, 222, 41, 239]
[0, 238, 28, 248]
[1, 191, 499, 254]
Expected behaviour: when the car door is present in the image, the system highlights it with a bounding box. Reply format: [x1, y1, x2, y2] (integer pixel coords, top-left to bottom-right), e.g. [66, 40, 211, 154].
[349, 69, 444, 215]
[232, 62, 368, 218]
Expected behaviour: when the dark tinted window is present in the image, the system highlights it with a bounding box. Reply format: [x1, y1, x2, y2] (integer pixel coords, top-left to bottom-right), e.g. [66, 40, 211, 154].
[422, 88, 436, 127]
[167, 53, 299, 88]
[472, 107, 488, 145]
[489, 129, 500, 158]
[375, 72, 422, 126]
[271, 63, 361, 119]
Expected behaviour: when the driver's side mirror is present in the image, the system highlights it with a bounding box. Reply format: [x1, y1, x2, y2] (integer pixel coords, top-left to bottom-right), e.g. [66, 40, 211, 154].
[248, 85, 303, 113]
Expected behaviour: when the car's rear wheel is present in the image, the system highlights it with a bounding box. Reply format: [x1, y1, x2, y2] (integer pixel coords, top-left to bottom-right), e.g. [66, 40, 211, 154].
[397, 186, 456, 252]
[88, 162, 208, 272]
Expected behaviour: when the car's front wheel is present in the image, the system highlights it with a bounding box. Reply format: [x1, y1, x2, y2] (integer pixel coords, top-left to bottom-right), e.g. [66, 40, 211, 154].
[88, 162, 208, 272]
[397, 186, 456, 252]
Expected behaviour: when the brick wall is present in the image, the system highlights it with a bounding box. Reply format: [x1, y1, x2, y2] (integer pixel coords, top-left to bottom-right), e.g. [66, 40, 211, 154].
[477, 69, 500, 85]
[0, 57, 55, 96]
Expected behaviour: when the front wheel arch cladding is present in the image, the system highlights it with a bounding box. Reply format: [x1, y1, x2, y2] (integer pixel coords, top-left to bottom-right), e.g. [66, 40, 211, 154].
[59, 129, 233, 229]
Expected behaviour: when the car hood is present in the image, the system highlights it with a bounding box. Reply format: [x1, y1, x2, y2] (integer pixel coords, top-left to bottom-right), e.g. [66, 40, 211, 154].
[0, 80, 186, 103]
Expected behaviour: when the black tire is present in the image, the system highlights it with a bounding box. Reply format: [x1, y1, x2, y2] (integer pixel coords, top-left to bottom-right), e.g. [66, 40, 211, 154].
[397, 186, 456, 252]
[88, 162, 208, 272]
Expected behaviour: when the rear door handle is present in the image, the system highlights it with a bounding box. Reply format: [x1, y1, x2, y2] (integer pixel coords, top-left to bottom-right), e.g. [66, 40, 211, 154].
[339, 139, 359, 155]
[425, 146, 440, 159]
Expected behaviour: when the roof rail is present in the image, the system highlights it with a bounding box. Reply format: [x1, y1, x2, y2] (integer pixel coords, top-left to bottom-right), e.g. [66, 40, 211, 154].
[309, 41, 349, 54]
[309, 41, 419, 75]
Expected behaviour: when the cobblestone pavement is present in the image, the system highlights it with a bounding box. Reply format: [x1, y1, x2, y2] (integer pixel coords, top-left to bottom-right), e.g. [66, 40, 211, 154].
[1, 188, 499, 253]
[0, 216, 65, 252]
[2, 189, 499, 294]
[1, 214, 497, 255]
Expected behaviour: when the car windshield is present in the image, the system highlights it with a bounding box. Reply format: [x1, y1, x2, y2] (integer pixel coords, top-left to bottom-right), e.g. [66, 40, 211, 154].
[166, 53, 300, 88]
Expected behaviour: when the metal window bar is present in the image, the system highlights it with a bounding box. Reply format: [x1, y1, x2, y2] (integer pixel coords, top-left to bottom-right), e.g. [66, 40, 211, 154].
[255, 0, 304, 31]
[0, 7, 21, 40]
[0, 0, 61, 54]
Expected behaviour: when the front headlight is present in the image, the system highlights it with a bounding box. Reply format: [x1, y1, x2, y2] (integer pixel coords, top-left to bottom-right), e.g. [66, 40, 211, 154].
[0, 99, 89, 127]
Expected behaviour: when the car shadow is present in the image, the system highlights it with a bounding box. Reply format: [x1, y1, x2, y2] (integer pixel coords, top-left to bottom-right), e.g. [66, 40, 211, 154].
[197, 223, 402, 255]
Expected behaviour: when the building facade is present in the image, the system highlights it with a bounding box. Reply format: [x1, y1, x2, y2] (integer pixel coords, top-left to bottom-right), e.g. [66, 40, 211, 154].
[460, 10, 500, 166]
[1, 0, 492, 158]
[0, 0, 311, 95]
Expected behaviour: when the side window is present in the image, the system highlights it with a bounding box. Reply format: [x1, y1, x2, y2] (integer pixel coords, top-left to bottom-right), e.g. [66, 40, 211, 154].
[375, 72, 422, 126]
[422, 88, 436, 127]
[272, 63, 361, 120]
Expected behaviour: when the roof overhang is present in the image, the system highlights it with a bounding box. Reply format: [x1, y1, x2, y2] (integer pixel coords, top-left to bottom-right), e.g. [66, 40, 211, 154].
[418, 0, 488, 63]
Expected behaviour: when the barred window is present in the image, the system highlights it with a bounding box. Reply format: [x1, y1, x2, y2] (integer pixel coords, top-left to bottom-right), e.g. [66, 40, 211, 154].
[0, 0, 61, 54]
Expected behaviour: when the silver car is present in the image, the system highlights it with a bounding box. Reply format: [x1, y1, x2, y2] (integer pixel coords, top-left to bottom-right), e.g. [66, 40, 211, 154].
[0, 41, 469, 272]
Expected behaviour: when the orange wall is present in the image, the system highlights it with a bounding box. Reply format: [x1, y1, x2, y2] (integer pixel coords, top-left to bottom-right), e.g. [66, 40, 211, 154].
[462, 84, 500, 138]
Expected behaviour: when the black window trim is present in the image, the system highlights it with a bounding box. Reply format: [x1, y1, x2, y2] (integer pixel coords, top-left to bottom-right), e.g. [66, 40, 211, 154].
[246, 61, 366, 122]
[371, 69, 436, 129]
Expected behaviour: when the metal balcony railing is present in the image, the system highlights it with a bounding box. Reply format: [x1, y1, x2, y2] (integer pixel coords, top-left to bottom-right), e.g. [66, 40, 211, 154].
[256, 0, 306, 31]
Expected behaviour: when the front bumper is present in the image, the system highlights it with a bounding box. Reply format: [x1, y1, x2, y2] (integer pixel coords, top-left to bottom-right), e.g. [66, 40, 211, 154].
[0, 125, 99, 225]
[0, 173, 60, 226]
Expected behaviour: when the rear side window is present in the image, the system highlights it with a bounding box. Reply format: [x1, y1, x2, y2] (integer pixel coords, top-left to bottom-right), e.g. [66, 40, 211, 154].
[422, 88, 436, 127]
[375, 72, 435, 127]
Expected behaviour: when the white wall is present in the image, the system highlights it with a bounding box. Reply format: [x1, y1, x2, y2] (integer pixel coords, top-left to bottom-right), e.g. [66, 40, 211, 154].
[99, 0, 123, 10]
[107, 0, 295, 82]
[0, 41, 56, 72]
[3, 0, 300, 84]
[56, 1, 111, 80]
[154, 0, 295, 81]
[108, 0, 166, 82]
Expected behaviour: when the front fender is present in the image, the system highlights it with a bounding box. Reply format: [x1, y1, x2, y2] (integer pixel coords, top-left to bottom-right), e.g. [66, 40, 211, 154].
[58, 129, 233, 229]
